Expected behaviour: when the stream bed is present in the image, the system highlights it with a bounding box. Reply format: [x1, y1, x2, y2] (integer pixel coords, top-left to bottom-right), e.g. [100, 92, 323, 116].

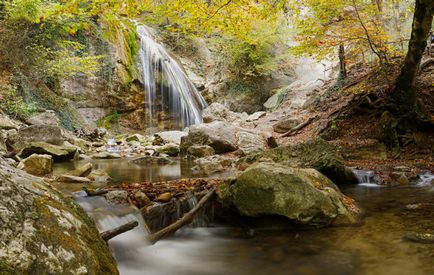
[54, 160, 434, 275]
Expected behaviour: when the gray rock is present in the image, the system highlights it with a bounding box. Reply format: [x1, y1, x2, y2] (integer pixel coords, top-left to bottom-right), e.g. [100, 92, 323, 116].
[218, 162, 361, 227]
[153, 131, 187, 145]
[0, 114, 19, 130]
[181, 121, 238, 154]
[188, 145, 215, 158]
[202, 103, 248, 123]
[88, 169, 111, 183]
[0, 156, 118, 274]
[264, 86, 291, 110]
[246, 111, 266, 122]
[17, 154, 53, 176]
[56, 175, 91, 183]
[7, 125, 65, 152]
[26, 110, 60, 127]
[273, 117, 300, 133]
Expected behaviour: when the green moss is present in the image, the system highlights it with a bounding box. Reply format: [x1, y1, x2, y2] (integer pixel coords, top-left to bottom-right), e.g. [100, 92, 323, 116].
[30, 191, 119, 275]
[97, 110, 120, 129]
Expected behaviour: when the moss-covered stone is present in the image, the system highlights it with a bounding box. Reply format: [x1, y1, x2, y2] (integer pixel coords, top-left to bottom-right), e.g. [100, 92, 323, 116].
[219, 162, 360, 228]
[240, 139, 358, 185]
[0, 157, 119, 274]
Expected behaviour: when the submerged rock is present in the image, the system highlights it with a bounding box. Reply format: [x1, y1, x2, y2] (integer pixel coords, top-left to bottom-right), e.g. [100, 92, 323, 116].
[218, 162, 361, 228]
[56, 174, 92, 183]
[69, 163, 93, 177]
[0, 157, 119, 274]
[91, 152, 121, 159]
[17, 154, 53, 176]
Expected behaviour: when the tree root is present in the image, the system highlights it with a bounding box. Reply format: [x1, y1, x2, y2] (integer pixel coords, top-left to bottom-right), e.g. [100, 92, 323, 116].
[280, 116, 318, 137]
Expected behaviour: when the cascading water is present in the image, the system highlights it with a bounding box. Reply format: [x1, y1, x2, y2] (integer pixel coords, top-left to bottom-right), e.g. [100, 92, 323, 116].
[137, 25, 207, 131]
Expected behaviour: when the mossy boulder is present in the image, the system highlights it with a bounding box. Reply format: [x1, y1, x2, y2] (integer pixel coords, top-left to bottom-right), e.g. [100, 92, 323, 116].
[218, 162, 360, 228]
[17, 154, 53, 176]
[187, 145, 215, 158]
[7, 125, 65, 152]
[240, 139, 358, 185]
[18, 142, 78, 161]
[0, 157, 119, 274]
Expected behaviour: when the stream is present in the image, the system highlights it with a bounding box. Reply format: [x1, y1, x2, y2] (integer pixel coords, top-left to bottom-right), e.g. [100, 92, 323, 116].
[54, 161, 434, 275]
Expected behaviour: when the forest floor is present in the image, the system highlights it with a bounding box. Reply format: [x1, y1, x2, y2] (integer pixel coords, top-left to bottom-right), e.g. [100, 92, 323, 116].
[255, 56, 434, 175]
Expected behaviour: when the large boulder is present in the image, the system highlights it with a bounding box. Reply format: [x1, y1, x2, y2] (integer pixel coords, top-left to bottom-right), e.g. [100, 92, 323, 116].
[181, 121, 238, 154]
[181, 121, 268, 155]
[202, 103, 248, 123]
[187, 145, 215, 158]
[7, 125, 65, 152]
[26, 110, 60, 127]
[241, 139, 359, 185]
[0, 157, 118, 274]
[153, 131, 187, 145]
[18, 142, 78, 161]
[218, 162, 360, 228]
[17, 154, 53, 176]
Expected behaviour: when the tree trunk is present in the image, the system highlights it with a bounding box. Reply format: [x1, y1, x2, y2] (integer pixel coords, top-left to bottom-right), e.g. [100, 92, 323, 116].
[338, 44, 347, 79]
[393, 0, 433, 116]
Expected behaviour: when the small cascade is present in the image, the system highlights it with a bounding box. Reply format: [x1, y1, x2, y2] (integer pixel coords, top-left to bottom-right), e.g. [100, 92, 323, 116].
[137, 25, 207, 131]
[416, 172, 434, 186]
[353, 169, 378, 186]
[73, 192, 150, 262]
[143, 191, 214, 232]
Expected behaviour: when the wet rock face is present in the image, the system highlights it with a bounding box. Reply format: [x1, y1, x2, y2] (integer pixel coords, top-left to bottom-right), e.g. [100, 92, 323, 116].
[0, 157, 118, 274]
[219, 162, 361, 228]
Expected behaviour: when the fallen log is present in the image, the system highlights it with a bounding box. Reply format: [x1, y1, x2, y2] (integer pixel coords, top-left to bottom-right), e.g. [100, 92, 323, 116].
[146, 188, 216, 245]
[100, 220, 139, 241]
[280, 116, 318, 137]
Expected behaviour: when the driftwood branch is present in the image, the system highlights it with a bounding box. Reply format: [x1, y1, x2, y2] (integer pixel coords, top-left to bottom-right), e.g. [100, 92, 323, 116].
[146, 188, 216, 245]
[280, 116, 318, 137]
[100, 220, 139, 241]
[83, 187, 108, 196]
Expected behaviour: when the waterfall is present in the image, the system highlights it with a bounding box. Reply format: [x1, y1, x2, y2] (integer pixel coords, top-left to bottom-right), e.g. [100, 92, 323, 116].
[137, 25, 207, 131]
